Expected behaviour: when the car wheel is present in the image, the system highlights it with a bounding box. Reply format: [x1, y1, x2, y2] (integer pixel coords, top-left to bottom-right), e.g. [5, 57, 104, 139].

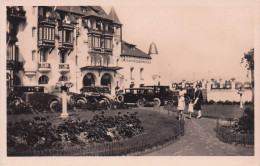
[136, 98, 145, 107]
[116, 94, 124, 103]
[76, 98, 87, 105]
[98, 98, 110, 110]
[49, 100, 59, 112]
[13, 98, 21, 107]
[153, 98, 161, 107]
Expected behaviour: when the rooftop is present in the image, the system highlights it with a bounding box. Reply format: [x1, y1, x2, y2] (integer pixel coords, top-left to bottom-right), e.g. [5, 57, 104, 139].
[121, 41, 151, 59]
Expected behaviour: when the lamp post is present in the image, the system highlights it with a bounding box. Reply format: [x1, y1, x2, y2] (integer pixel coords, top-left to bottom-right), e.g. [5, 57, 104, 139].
[56, 81, 73, 118]
[238, 88, 244, 108]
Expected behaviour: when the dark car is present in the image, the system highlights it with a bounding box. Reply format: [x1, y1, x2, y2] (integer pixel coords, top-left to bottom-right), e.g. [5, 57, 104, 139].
[8, 86, 74, 111]
[116, 87, 159, 107]
[144, 86, 176, 106]
[73, 86, 115, 107]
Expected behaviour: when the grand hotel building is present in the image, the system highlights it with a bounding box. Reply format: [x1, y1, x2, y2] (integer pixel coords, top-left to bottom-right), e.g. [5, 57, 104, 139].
[6, 6, 160, 95]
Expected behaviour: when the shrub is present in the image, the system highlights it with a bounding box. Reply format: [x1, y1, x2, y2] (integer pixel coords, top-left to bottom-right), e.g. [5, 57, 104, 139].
[223, 100, 232, 105]
[7, 117, 59, 150]
[7, 104, 33, 115]
[232, 107, 254, 134]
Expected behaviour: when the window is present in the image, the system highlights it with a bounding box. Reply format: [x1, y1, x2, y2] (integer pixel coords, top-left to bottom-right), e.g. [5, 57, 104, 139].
[93, 35, 100, 47]
[130, 67, 134, 80]
[64, 30, 73, 43]
[7, 44, 14, 60]
[39, 26, 55, 41]
[40, 50, 47, 62]
[32, 27, 36, 37]
[140, 68, 144, 80]
[59, 76, 68, 81]
[60, 53, 66, 63]
[32, 50, 36, 61]
[105, 38, 112, 49]
[38, 75, 49, 84]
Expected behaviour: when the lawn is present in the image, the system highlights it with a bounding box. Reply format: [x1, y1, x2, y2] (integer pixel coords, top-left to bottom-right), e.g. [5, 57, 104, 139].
[7, 108, 179, 134]
[164, 104, 249, 119]
[7, 108, 183, 156]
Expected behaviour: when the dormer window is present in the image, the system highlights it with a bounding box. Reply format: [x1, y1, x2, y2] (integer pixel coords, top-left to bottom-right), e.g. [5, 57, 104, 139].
[130, 46, 136, 50]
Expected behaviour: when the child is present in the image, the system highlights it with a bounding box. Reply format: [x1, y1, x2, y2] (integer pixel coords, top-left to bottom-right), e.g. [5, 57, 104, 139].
[187, 98, 194, 119]
[177, 89, 185, 120]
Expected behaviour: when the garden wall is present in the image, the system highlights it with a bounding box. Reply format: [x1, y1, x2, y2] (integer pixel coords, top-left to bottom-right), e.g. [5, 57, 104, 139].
[207, 89, 252, 102]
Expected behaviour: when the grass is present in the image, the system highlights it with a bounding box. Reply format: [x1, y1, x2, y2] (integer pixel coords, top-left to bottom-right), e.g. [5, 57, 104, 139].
[7, 108, 179, 133]
[164, 105, 249, 119]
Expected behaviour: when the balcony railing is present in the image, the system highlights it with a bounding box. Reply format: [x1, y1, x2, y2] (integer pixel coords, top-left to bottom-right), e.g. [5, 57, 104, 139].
[39, 17, 56, 25]
[103, 48, 113, 55]
[58, 22, 74, 29]
[38, 39, 55, 48]
[7, 7, 26, 21]
[58, 63, 70, 73]
[88, 47, 113, 55]
[88, 47, 102, 54]
[58, 42, 73, 50]
[38, 62, 51, 72]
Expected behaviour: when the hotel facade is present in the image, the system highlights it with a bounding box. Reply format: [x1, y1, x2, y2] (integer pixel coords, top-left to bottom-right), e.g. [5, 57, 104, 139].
[6, 6, 160, 95]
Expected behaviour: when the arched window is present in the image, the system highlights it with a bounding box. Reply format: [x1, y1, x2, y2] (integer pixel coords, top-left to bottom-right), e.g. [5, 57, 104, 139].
[59, 75, 68, 81]
[38, 75, 49, 84]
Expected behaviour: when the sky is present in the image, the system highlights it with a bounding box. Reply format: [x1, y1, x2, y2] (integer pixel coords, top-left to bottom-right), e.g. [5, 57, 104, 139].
[103, 2, 254, 82]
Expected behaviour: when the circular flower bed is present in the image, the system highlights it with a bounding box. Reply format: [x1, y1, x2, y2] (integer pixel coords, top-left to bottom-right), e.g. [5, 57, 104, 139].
[215, 107, 254, 147]
[7, 112, 144, 151]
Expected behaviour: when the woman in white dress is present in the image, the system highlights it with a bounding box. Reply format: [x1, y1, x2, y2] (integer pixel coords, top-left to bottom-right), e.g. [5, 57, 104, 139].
[177, 89, 185, 120]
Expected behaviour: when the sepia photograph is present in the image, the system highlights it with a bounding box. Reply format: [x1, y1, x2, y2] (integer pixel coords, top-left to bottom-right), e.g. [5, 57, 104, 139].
[0, 0, 259, 165]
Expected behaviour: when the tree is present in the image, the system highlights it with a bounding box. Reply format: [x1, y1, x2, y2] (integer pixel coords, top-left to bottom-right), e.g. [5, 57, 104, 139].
[241, 48, 254, 103]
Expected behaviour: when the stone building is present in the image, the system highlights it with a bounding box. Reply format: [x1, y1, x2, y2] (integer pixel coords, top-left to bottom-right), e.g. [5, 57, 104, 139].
[6, 6, 160, 95]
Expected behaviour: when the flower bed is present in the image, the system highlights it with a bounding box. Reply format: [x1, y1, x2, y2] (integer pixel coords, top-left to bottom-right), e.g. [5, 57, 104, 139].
[7, 109, 184, 156]
[214, 107, 254, 147]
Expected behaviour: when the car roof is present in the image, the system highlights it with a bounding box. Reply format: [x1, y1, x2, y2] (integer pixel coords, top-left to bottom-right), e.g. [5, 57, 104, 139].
[145, 85, 169, 87]
[81, 86, 109, 88]
[125, 87, 154, 90]
[14, 85, 44, 88]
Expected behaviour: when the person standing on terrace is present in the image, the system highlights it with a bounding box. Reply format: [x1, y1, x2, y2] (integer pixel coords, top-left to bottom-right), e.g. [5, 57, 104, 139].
[194, 84, 203, 119]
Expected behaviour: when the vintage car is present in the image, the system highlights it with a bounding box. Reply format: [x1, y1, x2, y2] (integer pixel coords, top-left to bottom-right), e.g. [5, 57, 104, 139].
[144, 85, 176, 106]
[73, 85, 115, 107]
[7, 86, 74, 111]
[115, 87, 161, 107]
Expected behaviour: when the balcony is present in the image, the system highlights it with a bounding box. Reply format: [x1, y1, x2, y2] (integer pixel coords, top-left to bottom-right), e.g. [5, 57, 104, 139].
[88, 47, 102, 54]
[58, 63, 70, 73]
[88, 28, 102, 35]
[39, 17, 56, 26]
[103, 48, 113, 55]
[38, 39, 55, 48]
[88, 47, 113, 55]
[58, 42, 73, 50]
[38, 62, 51, 72]
[58, 22, 74, 30]
[7, 7, 26, 21]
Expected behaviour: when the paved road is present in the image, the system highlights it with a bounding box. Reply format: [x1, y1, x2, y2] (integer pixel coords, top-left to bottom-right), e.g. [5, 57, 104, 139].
[143, 107, 254, 156]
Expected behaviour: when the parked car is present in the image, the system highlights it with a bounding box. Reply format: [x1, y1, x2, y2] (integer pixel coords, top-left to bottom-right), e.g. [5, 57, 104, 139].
[116, 87, 161, 107]
[73, 86, 115, 108]
[7, 86, 74, 112]
[144, 86, 176, 106]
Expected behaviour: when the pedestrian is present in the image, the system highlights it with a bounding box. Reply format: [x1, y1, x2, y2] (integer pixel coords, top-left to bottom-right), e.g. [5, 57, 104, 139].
[187, 97, 194, 119]
[194, 84, 203, 119]
[177, 88, 185, 120]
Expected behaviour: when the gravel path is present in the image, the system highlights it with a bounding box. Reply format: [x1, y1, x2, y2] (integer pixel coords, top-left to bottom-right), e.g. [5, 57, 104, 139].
[141, 107, 254, 156]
